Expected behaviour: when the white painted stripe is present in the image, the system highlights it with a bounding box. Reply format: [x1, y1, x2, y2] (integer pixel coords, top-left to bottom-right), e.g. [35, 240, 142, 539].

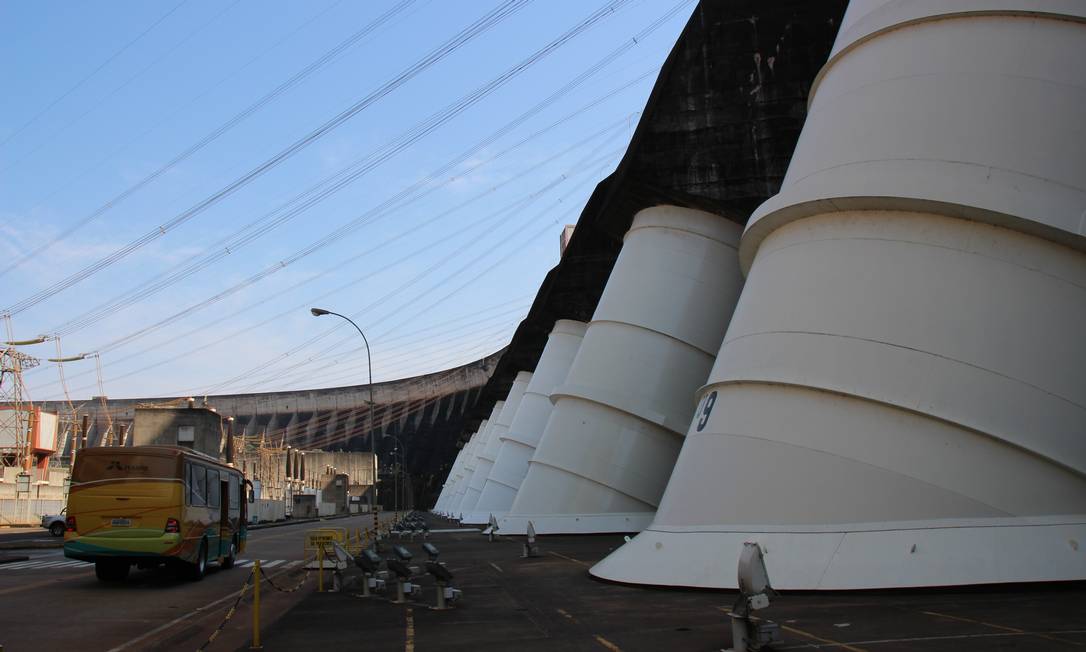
[1, 562, 41, 570]
[51, 561, 87, 568]
[262, 560, 284, 568]
[235, 559, 254, 567]
[104, 561, 303, 652]
[32, 561, 71, 568]
[284, 560, 303, 569]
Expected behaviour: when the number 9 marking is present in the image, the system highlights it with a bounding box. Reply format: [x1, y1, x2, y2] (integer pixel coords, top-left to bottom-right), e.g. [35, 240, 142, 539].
[696, 390, 717, 432]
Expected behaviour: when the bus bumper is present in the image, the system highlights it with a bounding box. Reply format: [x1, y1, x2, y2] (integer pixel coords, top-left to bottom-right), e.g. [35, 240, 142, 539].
[64, 531, 183, 562]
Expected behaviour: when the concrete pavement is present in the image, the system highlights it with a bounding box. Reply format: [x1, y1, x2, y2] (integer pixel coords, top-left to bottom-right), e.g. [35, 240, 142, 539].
[254, 514, 1086, 652]
[0, 512, 395, 651]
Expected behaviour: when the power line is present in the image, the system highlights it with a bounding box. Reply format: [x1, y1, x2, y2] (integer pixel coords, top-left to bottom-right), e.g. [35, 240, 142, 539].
[26, 106, 637, 394]
[39, 0, 640, 342]
[1, 0, 244, 175]
[0, 0, 189, 150]
[42, 0, 670, 338]
[0, 0, 414, 279]
[2, 0, 531, 316]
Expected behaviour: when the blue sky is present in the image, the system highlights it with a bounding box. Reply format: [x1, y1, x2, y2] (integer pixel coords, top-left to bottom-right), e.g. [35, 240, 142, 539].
[0, 0, 692, 401]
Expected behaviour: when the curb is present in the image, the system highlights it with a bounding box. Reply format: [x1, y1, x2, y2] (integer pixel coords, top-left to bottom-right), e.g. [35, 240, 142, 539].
[0, 512, 363, 549]
[248, 512, 359, 531]
[0, 539, 63, 550]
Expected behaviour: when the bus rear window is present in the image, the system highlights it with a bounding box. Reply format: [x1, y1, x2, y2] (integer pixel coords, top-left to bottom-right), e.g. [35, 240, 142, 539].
[73, 454, 179, 483]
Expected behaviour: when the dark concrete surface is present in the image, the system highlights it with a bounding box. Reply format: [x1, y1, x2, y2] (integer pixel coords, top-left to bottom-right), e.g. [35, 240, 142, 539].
[252, 515, 1086, 652]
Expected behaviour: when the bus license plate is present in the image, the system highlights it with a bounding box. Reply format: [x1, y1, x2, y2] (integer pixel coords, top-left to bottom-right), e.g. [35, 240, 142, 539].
[111, 518, 131, 527]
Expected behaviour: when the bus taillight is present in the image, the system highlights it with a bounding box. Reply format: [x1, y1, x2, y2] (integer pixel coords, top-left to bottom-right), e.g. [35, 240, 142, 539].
[65, 516, 76, 532]
[165, 518, 181, 534]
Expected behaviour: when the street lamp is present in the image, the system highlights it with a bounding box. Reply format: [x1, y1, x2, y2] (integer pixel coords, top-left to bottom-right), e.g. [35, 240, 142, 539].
[383, 433, 410, 513]
[309, 307, 377, 531]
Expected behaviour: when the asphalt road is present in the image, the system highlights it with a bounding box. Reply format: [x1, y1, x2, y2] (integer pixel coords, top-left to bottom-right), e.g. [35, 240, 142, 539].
[0, 526, 58, 547]
[0, 513, 395, 652]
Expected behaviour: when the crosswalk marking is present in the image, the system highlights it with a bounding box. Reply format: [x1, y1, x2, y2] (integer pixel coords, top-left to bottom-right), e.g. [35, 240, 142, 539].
[0, 558, 295, 571]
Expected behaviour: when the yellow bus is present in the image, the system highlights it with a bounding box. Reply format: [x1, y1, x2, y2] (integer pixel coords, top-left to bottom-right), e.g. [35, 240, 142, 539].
[64, 445, 250, 582]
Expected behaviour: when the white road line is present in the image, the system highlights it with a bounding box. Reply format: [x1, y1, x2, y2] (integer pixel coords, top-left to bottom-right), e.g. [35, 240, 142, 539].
[1, 562, 41, 570]
[31, 561, 71, 568]
[105, 562, 303, 652]
[284, 560, 303, 568]
[262, 560, 284, 568]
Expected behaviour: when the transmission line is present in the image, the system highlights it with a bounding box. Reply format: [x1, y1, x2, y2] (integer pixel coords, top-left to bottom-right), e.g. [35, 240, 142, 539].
[0, 0, 415, 279]
[2, 0, 531, 316]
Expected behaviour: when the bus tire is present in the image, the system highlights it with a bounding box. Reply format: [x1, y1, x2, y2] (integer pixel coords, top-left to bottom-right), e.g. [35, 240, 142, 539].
[95, 560, 129, 582]
[188, 540, 208, 581]
[221, 538, 237, 569]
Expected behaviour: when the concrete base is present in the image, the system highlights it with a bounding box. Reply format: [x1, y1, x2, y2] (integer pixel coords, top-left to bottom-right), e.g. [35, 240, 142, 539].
[590, 515, 1086, 590]
[497, 511, 654, 536]
[460, 511, 505, 526]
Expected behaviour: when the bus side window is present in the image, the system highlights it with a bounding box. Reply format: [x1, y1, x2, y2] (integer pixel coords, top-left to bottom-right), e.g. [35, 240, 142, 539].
[228, 474, 240, 517]
[190, 464, 207, 507]
[207, 468, 221, 508]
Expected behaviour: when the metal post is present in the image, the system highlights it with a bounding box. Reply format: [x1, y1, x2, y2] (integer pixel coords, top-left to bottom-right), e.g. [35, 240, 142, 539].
[436, 581, 447, 610]
[317, 546, 324, 593]
[251, 560, 262, 650]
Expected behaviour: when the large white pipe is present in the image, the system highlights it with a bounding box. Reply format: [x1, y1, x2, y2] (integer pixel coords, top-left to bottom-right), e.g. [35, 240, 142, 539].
[447, 423, 486, 519]
[593, 0, 1086, 590]
[501, 205, 745, 534]
[433, 445, 467, 512]
[462, 372, 533, 524]
[473, 320, 586, 519]
[436, 432, 475, 515]
[455, 402, 504, 515]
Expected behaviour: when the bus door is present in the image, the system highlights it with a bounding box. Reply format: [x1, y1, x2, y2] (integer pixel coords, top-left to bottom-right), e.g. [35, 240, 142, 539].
[220, 477, 230, 551]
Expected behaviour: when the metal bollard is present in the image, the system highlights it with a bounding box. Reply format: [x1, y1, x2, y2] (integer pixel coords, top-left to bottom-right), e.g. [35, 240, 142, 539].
[317, 547, 324, 593]
[435, 581, 447, 610]
[251, 560, 262, 650]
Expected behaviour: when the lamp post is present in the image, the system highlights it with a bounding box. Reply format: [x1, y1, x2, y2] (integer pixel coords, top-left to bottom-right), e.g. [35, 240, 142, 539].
[383, 434, 410, 513]
[309, 308, 377, 534]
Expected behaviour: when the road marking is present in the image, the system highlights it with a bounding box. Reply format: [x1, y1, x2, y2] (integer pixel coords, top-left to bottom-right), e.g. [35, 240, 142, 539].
[489, 562, 503, 573]
[548, 551, 589, 567]
[776, 630, 1086, 649]
[923, 610, 1083, 647]
[779, 624, 869, 652]
[405, 606, 415, 652]
[594, 634, 622, 651]
[284, 560, 303, 568]
[557, 608, 579, 624]
[1, 562, 40, 569]
[105, 563, 304, 652]
[262, 559, 285, 568]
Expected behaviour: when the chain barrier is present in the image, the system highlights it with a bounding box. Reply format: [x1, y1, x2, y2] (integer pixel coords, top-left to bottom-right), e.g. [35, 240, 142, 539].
[260, 563, 312, 593]
[195, 567, 255, 652]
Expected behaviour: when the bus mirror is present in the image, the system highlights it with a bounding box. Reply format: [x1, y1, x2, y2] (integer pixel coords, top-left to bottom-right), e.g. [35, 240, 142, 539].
[248, 489, 255, 504]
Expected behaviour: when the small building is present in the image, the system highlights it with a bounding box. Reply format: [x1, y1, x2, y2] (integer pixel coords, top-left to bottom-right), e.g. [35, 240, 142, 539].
[131, 403, 225, 459]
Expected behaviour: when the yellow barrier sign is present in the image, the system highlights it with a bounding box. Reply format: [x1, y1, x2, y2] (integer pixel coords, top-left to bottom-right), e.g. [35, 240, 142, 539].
[304, 527, 347, 551]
